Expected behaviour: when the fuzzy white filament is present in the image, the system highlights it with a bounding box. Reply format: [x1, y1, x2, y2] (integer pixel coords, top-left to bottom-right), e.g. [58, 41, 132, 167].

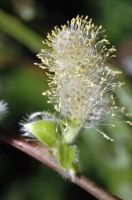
[0, 100, 8, 121]
[36, 15, 130, 139]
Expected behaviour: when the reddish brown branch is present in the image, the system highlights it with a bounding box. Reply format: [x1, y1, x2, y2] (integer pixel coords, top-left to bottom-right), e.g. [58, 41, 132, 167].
[0, 127, 122, 200]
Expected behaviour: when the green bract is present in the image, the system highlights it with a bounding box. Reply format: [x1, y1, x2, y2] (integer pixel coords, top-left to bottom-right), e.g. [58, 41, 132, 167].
[57, 143, 75, 170]
[63, 120, 82, 144]
[70, 162, 79, 174]
[28, 120, 60, 147]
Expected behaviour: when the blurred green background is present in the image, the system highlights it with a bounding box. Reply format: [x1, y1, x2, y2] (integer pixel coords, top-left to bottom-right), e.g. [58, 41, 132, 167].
[0, 0, 132, 199]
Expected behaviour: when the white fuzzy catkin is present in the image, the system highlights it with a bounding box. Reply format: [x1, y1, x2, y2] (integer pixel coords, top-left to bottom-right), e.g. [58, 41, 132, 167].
[36, 15, 131, 134]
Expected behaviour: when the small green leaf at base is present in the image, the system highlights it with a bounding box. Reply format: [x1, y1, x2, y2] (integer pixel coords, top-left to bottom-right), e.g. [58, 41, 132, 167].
[57, 143, 75, 171]
[70, 162, 79, 174]
[28, 120, 60, 147]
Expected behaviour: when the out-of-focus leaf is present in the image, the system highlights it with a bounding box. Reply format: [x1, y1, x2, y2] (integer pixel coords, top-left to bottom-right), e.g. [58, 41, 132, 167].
[0, 9, 46, 53]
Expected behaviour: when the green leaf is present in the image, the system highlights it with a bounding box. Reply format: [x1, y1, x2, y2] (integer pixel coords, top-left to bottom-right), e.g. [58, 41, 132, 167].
[57, 143, 75, 170]
[70, 162, 79, 174]
[28, 120, 60, 147]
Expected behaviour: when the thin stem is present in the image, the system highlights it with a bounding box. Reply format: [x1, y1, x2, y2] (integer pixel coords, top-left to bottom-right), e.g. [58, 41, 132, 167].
[0, 127, 122, 200]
